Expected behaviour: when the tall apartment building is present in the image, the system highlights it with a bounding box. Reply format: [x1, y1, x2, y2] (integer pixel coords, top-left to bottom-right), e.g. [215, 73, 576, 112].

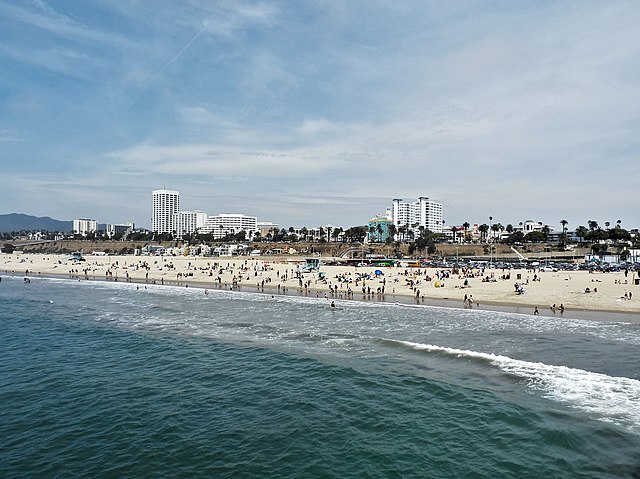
[174, 210, 208, 239]
[391, 197, 443, 234]
[201, 214, 257, 240]
[152, 189, 180, 234]
[73, 218, 98, 236]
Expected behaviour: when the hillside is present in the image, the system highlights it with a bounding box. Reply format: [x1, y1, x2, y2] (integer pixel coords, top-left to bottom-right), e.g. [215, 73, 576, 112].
[0, 213, 72, 233]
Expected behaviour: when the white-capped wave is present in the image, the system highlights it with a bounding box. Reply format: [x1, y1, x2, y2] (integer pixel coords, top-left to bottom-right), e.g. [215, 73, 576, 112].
[395, 340, 640, 434]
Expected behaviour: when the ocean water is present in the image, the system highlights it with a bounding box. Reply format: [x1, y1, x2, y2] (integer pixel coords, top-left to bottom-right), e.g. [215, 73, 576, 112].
[1, 276, 640, 478]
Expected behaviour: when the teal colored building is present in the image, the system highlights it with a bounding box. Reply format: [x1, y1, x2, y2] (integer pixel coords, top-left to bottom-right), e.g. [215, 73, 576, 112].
[368, 216, 392, 243]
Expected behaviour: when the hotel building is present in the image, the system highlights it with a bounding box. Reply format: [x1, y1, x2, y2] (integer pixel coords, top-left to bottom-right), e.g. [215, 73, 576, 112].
[152, 189, 180, 235]
[367, 215, 393, 243]
[201, 214, 258, 240]
[391, 197, 443, 234]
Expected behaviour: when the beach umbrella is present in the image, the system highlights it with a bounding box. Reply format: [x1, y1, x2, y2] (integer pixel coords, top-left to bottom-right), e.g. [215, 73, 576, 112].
[374, 269, 383, 276]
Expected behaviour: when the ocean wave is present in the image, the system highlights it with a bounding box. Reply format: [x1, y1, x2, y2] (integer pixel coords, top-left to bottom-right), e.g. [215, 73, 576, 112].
[386, 339, 640, 434]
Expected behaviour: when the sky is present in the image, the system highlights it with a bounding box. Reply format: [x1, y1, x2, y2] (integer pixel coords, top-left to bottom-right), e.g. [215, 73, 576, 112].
[1, 1, 639, 231]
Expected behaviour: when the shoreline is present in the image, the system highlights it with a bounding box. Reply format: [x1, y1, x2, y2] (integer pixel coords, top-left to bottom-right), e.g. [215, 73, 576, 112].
[3, 252, 640, 323]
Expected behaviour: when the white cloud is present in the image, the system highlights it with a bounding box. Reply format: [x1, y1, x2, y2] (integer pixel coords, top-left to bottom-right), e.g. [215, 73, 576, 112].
[104, 142, 340, 178]
[200, 1, 278, 38]
[0, 129, 23, 143]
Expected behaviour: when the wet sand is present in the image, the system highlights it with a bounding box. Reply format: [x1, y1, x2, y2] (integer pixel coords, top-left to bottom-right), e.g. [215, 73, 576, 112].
[3, 253, 639, 322]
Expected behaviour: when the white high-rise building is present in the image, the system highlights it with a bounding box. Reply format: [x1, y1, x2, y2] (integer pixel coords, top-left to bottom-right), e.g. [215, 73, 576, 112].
[152, 189, 180, 235]
[201, 214, 258, 240]
[391, 197, 443, 234]
[174, 210, 208, 239]
[73, 218, 98, 236]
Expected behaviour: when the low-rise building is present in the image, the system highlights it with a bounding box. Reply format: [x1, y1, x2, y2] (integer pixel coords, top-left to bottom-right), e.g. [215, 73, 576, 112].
[367, 215, 393, 243]
[201, 214, 257, 240]
[257, 222, 279, 238]
[107, 222, 134, 239]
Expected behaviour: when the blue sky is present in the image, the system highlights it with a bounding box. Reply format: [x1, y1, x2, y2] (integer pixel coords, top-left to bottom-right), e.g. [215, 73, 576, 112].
[1, 1, 639, 231]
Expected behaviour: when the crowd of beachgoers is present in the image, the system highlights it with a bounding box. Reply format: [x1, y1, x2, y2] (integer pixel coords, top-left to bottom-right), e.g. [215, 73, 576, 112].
[2, 253, 639, 318]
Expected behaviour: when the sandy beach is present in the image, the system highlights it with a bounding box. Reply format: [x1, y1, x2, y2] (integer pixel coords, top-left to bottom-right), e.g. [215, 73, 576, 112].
[2, 252, 639, 320]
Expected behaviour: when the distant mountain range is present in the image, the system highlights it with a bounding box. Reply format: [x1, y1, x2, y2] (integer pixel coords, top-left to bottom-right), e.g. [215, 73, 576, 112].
[0, 213, 73, 233]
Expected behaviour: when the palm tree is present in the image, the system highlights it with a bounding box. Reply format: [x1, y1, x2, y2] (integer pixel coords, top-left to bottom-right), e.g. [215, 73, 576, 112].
[478, 224, 489, 242]
[491, 223, 502, 241]
[588, 220, 599, 231]
[559, 219, 569, 246]
[616, 219, 622, 229]
[388, 224, 398, 241]
[604, 221, 610, 230]
[398, 224, 408, 242]
[462, 222, 470, 242]
[560, 219, 568, 235]
[575, 225, 588, 241]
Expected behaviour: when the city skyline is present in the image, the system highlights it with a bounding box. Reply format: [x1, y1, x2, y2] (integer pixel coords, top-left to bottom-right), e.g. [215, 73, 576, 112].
[1, 1, 639, 228]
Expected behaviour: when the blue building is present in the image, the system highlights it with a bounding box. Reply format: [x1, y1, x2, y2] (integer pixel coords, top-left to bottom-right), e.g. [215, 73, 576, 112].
[367, 215, 392, 243]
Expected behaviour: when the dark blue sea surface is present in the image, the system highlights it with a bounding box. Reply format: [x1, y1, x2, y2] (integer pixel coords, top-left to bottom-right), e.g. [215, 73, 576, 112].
[1, 276, 639, 478]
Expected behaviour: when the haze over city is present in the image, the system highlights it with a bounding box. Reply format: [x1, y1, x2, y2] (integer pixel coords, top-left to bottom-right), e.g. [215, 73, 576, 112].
[1, 1, 639, 229]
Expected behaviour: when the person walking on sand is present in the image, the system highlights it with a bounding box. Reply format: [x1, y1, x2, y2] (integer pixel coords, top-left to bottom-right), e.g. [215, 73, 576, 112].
[534, 307, 539, 316]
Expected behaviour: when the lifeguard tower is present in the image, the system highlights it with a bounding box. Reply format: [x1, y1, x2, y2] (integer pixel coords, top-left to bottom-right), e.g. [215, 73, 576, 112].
[300, 258, 321, 272]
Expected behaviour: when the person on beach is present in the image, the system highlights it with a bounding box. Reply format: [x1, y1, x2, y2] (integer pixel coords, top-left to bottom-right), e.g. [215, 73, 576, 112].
[534, 307, 539, 316]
